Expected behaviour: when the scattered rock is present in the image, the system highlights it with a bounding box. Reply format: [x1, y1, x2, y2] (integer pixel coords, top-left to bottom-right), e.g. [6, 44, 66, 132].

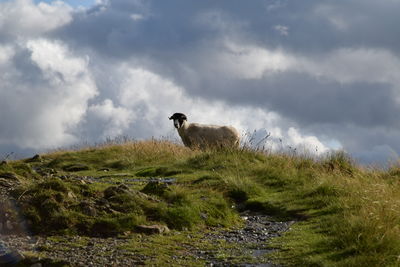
[135, 224, 170, 235]
[32, 167, 57, 176]
[195, 212, 295, 266]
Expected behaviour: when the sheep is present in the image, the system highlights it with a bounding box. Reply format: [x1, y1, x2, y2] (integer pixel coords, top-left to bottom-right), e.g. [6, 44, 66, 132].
[169, 113, 240, 149]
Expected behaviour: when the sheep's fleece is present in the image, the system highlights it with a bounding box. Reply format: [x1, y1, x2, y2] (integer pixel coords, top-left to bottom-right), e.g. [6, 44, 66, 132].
[169, 113, 240, 149]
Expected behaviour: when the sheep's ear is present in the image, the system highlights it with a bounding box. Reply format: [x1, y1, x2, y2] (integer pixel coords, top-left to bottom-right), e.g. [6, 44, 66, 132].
[169, 117, 172, 120]
[182, 115, 187, 120]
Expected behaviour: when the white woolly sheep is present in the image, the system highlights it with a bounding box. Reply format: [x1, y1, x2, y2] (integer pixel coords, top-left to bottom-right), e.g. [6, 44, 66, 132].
[169, 113, 240, 149]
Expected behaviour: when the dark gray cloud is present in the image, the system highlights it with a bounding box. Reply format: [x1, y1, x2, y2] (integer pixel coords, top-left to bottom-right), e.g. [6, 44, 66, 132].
[55, 0, 400, 56]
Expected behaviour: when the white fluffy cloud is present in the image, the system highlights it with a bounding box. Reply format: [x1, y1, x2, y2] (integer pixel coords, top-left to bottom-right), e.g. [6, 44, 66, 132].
[84, 99, 133, 139]
[208, 39, 400, 88]
[0, 39, 97, 149]
[287, 128, 329, 154]
[0, 0, 72, 37]
[214, 40, 295, 79]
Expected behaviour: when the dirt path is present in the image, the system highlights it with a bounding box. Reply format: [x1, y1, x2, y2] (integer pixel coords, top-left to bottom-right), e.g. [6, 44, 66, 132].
[1, 211, 294, 266]
[193, 211, 295, 266]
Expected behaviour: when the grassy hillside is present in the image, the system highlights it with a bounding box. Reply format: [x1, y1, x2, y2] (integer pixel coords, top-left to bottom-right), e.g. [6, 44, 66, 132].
[1, 140, 400, 266]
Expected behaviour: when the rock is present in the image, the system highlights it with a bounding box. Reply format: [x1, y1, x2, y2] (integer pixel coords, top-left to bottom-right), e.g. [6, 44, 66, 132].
[80, 201, 98, 216]
[135, 224, 170, 235]
[103, 184, 131, 199]
[33, 167, 57, 176]
[200, 212, 208, 220]
[123, 231, 132, 236]
[67, 191, 77, 200]
[0, 250, 24, 265]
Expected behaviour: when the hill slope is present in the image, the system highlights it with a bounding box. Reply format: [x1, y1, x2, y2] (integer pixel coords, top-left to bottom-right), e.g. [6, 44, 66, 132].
[0, 140, 399, 266]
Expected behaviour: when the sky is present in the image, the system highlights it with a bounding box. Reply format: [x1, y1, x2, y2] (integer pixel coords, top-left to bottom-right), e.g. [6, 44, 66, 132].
[0, 0, 400, 164]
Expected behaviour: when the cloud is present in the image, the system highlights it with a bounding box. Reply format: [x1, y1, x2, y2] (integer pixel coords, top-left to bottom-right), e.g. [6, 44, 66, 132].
[0, 0, 72, 38]
[287, 128, 329, 154]
[212, 40, 295, 79]
[0, 0, 399, 163]
[298, 48, 400, 86]
[0, 39, 97, 149]
[82, 99, 134, 140]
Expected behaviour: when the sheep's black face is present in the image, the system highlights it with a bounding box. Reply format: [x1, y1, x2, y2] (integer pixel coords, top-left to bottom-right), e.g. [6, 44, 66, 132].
[169, 113, 187, 129]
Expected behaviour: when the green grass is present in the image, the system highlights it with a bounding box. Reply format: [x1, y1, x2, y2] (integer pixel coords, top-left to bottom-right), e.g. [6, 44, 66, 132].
[2, 140, 400, 266]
